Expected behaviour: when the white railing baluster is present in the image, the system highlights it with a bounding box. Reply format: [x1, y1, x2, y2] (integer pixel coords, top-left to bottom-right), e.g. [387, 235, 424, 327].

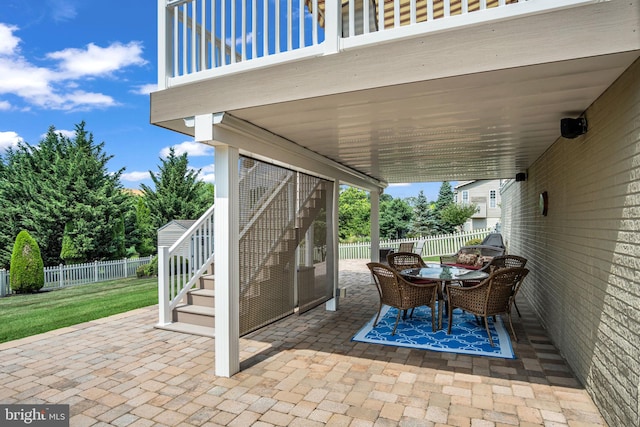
[462, 0, 468, 14]
[410, 0, 416, 24]
[363, 0, 370, 33]
[242, 0, 247, 61]
[312, 0, 318, 45]
[201, 0, 206, 70]
[427, 0, 433, 21]
[444, 0, 450, 17]
[221, 0, 227, 65]
[174, 8, 179, 76]
[231, 0, 236, 63]
[191, 1, 197, 72]
[481, 0, 487, 10]
[299, 0, 305, 47]
[275, 0, 281, 53]
[287, 0, 293, 51]
[264, 0, 269, 55]
[182, 3, 188, 73]
[394, 0, 400, 28]
[253, 0, 258, 58]
[349, 0, 355, 37]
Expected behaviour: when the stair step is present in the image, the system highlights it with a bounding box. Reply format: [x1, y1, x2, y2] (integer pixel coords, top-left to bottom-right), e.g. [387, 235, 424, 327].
[156, 322, 215, 338]
[188, 288, 214, 306]
[200, 274, 215, 290]
[174, 304, 215, 327]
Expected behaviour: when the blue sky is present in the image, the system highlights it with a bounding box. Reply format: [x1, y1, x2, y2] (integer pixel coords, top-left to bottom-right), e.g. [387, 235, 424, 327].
[0, 0, 446, 201]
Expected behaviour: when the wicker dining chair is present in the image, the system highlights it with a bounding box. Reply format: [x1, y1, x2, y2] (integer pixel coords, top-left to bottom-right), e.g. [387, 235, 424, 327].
[480, 255, 528, 316]
[446, 267, 529, 346]
[387, 251, 426, 271]
[398, 242, 415, 253]
[367, 262, 439, 334]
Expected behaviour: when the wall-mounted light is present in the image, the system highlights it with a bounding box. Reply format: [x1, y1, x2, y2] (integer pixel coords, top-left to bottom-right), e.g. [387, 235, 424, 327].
[561, 118, 588, 139]
[515, 172, 527, 182]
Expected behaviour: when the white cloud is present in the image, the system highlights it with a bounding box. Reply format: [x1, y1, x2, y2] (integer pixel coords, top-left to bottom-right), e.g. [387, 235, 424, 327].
[0, 23, 20, 55]
[161, 141, 215, 158]
[388, 183, 411, 187]
[0, 131, 23, 151]
[0, 100, 11, 111]
[121, 171, 151, 182]
[132, 83, 157, 95]
[47, 41, 147, 79]
[50, 0, 78, 22]
[200, 173, 215, 183]
[39, 129, 75, 139]
[0, 23, 145, 111]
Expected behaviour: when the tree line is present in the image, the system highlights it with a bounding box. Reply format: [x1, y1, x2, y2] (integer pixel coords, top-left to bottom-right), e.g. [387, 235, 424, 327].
[0, 122, 212, 269]
[338, 183, 477, 242]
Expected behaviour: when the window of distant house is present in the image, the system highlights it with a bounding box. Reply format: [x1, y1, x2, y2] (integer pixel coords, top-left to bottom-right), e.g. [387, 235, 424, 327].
[490, 190, 496, 208]
[462, 191, 469, 204]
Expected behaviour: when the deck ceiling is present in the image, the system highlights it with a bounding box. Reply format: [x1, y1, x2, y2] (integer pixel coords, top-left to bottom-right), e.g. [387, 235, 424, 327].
[228, 51, 639, 185]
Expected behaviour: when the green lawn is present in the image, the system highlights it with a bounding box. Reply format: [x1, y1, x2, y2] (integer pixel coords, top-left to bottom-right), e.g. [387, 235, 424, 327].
[0, 277, 158, 343]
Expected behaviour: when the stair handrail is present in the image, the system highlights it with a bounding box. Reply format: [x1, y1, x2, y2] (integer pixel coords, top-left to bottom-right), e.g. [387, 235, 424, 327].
[158, 203, 215, 326]
[240, 178, 324, 291]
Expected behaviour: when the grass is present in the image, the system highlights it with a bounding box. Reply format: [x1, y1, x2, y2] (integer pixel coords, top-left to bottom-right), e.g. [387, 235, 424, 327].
[0, 277, 158, 343]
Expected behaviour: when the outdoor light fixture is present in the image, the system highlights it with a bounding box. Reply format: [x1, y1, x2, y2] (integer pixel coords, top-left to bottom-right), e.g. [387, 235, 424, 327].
[515, 172, 527, 182]
[560, 117, 588, 139]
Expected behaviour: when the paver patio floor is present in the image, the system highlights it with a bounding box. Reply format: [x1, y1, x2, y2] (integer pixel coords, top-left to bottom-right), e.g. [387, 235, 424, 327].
[0, 260, 606, 426]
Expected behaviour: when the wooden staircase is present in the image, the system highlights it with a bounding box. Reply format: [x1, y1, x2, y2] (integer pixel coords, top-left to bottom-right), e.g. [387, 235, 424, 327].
[159, 179, 325, 338]
[159, 265, 216, 337]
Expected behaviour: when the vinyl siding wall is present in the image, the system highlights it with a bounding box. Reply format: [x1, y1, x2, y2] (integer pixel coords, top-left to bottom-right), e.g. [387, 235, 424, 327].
[501, 58, 640, 427]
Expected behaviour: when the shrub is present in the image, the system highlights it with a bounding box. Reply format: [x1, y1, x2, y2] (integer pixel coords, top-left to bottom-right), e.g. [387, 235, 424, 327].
[465, 238, 483, 246]
[10, 230, 45, 293]
[136, 256, 159, 278]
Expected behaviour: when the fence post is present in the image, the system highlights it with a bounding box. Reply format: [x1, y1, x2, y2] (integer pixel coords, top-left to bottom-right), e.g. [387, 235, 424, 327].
[158, 246, 171, 326]
[59, 264, 64, 288]
[0, 269, 5, 297]
[123, 258, 128, 278]
[94, 261, 98, 282]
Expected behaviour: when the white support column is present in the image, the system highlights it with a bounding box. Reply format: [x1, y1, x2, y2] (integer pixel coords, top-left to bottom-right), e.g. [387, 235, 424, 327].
[214, 145, 240, 377]
[370, 190, 380, 262]
[326, 180, 340, 311]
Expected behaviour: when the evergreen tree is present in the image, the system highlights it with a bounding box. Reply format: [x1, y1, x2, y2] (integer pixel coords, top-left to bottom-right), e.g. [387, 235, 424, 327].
[133, 196, 156, 256]
[380, 196, 413, 239]
[0, 122, 127, 267]
[435, 181, 455, 212]
[140, 148, 210, 229]
[409, 190, 438, 236]
[10, 230, 44, 293]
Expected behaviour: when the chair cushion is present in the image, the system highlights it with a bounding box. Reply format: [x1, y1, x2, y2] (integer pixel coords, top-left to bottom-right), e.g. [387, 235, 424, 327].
[456, 253, 478, 266]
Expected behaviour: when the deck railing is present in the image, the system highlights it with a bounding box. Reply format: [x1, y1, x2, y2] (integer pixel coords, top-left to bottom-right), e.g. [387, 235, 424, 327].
[159, 0, 528, 86]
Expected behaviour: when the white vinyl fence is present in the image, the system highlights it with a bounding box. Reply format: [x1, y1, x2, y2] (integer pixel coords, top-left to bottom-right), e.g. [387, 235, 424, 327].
[0, 256, 154, 297]
[338, 229, 493, 260]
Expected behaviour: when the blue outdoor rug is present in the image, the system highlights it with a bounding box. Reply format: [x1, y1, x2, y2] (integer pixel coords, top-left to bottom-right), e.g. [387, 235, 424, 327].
[352, 304, 515, 359]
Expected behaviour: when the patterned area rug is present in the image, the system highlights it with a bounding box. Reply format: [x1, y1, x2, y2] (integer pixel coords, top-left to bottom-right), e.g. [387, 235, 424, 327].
[352, 304, 515, 359]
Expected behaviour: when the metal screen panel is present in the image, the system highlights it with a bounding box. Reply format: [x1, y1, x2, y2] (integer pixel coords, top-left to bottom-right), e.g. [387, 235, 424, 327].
[296, 174, 331, 314]
[238, 157, 297, 335]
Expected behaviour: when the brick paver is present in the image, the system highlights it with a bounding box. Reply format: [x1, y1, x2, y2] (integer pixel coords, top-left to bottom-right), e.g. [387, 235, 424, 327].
[0, 260, 607, 426]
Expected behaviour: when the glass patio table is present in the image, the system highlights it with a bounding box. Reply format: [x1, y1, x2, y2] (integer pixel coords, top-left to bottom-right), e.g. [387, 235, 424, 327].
[400, 264, 489, 327]
[400, 264, 489, 283]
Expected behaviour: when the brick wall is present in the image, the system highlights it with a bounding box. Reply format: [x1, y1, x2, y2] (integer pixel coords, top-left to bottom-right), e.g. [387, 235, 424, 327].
[501, 58, 640, 427]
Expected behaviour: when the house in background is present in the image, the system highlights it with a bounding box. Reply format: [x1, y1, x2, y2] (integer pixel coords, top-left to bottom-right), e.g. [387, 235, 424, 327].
[150, 1, 640, 425]
[454, 180, 502, 231]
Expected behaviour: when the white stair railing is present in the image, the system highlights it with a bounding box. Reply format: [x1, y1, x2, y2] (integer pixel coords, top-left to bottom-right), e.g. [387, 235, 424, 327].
[158, 204, 215, 326]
